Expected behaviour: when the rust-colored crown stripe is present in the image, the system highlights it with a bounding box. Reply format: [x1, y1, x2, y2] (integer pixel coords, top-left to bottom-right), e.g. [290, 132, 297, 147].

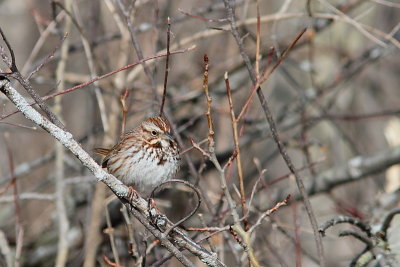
[146, 116, 171, 132]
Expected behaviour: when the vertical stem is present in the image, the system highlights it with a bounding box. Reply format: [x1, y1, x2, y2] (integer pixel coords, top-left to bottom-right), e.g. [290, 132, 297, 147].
[203, 55, 215, 151]
[5, 144, 24, 267]
[54, 1, 72, 266]
[225, 73, 249, 231]
[160, 17, 171, 116]
[105, 202, 121, 266]
[116, 0, 159, 105]
[255, 0, 261, 79]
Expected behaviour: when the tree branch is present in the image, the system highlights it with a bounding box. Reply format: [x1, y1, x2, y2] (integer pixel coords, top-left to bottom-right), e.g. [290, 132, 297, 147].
[0, 78, 224, 267]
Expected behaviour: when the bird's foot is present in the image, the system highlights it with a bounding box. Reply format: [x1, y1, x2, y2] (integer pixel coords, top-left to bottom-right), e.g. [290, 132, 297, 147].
[127, 186, 139, 202]
[148, 198, 168, 229]
[148, 197, 161, 215]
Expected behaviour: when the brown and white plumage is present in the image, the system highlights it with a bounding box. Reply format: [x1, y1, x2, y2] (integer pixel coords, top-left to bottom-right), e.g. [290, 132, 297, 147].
[94, 117, 180, 193]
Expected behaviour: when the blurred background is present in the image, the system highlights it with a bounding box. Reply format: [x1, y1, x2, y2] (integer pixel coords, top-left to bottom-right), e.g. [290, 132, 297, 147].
[0, 0, 399, 266]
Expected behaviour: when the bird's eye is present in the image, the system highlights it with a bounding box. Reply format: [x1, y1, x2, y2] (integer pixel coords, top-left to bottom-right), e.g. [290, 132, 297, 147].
[151, 130, 158, 136]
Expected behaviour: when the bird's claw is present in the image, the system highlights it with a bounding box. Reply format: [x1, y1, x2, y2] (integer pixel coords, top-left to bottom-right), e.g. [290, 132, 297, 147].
[127, 186, 139, 202]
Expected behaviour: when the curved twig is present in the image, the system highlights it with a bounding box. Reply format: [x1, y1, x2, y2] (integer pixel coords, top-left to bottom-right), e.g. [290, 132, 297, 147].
[338, 230, 374, 249]
[379, 207, 400, 241]
[349, 247, 371, 267]
[318, 216, 372, 237]
[148, 179, 202, 237]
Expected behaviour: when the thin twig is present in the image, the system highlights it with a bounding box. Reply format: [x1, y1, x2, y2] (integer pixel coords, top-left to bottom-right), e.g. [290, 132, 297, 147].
[338, 230, 374, 249]
[121, 205, 140, 261]
[222, 1, 325, 265]
[105, 200, 121, 267]
[103, 254, 124, 267]
[0, 78, 224, 267]
[224, 72, 248, 231]
[70, 2, 109, 133]
[318, 216, 372, 237]
[255, 0, 261, 79]
[27, 33, 67, 80]
[0, 47, 193, 121]
[194, 65, 261, 266]
[149, 179, 202, 237]
[5, 138, 24, 267]
[115, 0, 159, 104]
[379, 207, 400, 240]
[21, 11, 66, 76]
[203, 55, 215, 151]
[160, 17, 171, 116]
[119, 90, 129, 137]
[0, 27, 65, 129]
[54, 2, 71, 264]
[249, 195, 290, 233]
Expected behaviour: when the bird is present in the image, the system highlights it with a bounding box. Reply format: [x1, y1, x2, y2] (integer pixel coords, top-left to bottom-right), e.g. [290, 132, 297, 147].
[94, 116, 180, 195]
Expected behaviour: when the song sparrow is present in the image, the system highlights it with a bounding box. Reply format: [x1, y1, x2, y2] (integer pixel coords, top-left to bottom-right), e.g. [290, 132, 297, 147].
[94, 116, 180, 194]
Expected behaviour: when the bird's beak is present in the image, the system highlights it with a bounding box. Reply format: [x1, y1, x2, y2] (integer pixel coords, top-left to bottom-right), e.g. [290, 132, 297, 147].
[164, 132, 174, 140]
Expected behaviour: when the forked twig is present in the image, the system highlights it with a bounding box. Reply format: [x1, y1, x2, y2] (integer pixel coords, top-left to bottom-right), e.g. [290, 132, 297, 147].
[192, 56, 261, 267]
[249, 194, 291, 233]
[236, 29, 306, 122]
[222, 1, 325, 265]
[0, 27, 65, 129]
[0, 47, 193, 121]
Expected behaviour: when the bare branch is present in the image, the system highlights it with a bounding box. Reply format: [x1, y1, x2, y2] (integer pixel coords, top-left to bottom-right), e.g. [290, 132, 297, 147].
[222, 1, 325, 265]
[160, 17, 171, 116]
[0, 76, 224, 267]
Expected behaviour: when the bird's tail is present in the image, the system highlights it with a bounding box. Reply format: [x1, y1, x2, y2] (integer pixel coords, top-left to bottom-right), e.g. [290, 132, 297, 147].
[93, 148, 110, 155]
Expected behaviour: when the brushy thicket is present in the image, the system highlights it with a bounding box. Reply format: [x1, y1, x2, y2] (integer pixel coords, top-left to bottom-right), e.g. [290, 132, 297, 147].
[0, 0, 399, 266]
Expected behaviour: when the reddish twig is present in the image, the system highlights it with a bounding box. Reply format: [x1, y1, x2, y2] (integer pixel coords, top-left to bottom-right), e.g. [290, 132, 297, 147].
[202, 55, 215, 151]
[222, 149, 238, 170]
[228, 226, 247, 251]
[0, 47, 192, 121]
[236, 28, 306, 122]
[180, 138, 208, 155]
[103, 254, 124, 267]
[0, 26, 64, 129]
[249, 194, 291, 233]
[222, 1, 325, 264]
[0, 121, 37, 130]
[0, 179, 15, 196]
[293, 202, 302, 267]
[27, 33, 68, 80]
[119, 89, 129, 137]
[224, 72, 249, 231]
[237, 47, 275, 124]
[189, 137, 211, 158]
[178, 8, 228, 23]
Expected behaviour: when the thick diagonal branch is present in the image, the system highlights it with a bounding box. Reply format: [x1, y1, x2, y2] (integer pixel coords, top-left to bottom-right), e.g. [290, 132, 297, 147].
[0, 78, 224, 267]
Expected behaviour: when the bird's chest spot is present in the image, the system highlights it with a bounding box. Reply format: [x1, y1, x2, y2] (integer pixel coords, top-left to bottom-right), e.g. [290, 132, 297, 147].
[151, 141, 162, 149]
